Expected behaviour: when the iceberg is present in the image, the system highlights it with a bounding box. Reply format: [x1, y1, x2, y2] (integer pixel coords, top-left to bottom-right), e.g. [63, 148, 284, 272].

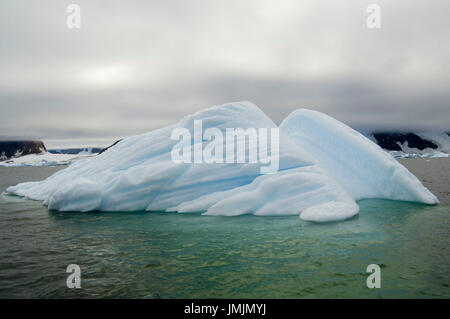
[280, 109, 438, 204]
[5, 101, 438, 222]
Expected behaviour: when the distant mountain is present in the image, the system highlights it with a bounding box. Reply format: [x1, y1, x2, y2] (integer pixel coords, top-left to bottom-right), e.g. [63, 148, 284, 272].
[0, 143, 105, 167]
[371, 133, 438, 151]
[48, 147, 103, 155]
[0, 140, 46, 160]
[367, 132, 450, 158]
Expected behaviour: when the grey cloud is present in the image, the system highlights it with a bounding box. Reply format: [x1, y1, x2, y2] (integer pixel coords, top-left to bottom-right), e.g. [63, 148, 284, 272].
[0, 0, 449, 141]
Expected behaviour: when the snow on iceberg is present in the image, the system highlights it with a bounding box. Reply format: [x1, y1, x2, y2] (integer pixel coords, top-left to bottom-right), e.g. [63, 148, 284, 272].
[5, 101, 438, 222]
[280, 109, 438, 204]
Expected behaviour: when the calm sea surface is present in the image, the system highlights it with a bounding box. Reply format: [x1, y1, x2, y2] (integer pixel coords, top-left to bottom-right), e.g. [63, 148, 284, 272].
[0, 166, 449, 298]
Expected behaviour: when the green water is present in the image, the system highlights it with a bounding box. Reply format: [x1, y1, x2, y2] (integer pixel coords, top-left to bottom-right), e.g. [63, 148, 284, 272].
[0, 166, 449, 298]
[0, 194, 449, 298]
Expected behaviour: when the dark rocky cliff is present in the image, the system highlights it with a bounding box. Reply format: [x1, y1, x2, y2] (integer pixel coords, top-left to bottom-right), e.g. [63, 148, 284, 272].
[0, 141, 46, 160]
[372, 133, 438, 151]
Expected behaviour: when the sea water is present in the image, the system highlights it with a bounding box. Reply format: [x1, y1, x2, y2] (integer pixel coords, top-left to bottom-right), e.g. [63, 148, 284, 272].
[0, 167, 448, 298]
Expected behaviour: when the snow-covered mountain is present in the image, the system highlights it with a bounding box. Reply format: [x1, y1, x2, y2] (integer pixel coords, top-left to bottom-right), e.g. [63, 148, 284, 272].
[48, 147, 103, 155]
[367, 132, 450, 158]
[0, 140, 46, 161]
[0, 144, 101, 167]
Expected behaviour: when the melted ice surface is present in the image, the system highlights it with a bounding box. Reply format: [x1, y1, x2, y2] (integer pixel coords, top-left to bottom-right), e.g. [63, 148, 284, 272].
[6, 102, 438, 222]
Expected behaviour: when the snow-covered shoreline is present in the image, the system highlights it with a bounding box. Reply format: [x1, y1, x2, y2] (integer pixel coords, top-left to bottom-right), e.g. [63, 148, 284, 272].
[366, 132, 450, 158]
[0, 151, 95, 167]
[389, 150, 449, 159]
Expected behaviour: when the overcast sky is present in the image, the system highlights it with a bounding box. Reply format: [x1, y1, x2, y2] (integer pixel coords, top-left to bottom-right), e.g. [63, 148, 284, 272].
[0, 0, 449, 141]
